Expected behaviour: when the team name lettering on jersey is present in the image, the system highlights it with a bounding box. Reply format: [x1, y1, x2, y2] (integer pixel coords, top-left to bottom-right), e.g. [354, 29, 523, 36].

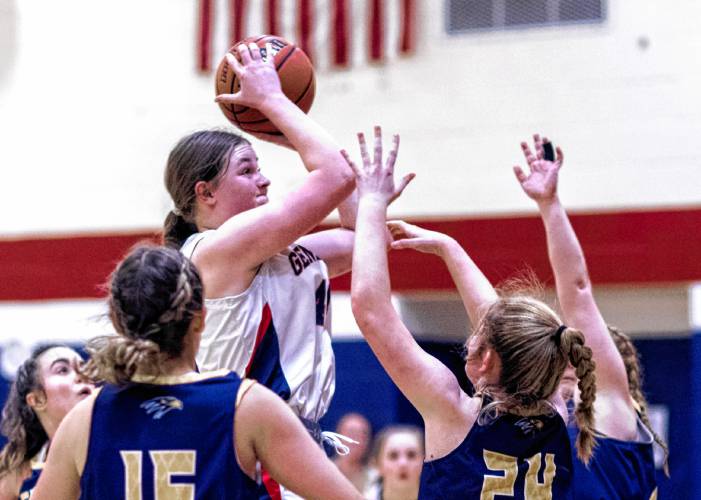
[288, 245, 319, 276]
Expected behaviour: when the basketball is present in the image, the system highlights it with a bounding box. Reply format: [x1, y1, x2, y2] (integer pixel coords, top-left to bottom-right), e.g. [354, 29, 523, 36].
[215, 35, 316, 135]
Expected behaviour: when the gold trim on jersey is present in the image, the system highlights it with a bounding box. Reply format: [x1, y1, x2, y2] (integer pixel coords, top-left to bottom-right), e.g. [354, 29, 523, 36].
[131, 369, 231, 385]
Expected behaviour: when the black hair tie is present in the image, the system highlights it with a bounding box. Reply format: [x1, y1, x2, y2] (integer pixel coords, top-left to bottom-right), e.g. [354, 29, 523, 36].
[554, 325, 567, 344]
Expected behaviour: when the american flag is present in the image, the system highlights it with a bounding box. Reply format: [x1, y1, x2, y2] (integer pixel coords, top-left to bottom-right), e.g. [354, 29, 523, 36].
[197, 0, 416, 72]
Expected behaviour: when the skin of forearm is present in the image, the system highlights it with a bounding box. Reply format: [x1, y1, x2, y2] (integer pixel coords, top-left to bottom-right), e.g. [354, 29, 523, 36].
[353, 196, 392, 305]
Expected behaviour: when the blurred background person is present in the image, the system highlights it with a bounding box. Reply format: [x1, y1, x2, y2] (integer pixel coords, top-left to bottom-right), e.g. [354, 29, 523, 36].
[365, 426, 423, 500]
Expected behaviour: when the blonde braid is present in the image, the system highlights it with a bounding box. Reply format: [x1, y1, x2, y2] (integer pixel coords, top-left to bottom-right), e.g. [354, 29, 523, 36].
[609, 326, 669, 476]
[561, 327, 597, 464]
[80, 335, 165, 385]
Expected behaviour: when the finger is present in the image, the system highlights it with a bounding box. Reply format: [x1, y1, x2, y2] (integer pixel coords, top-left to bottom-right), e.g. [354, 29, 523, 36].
[264, 42, 275, 65]
[237, 43, 252, 64]
[513, 166, 528, 184]
[534, 134, 544, 160]
[555, 146, 564, 167]
[358, 132, 370, 166]
[373, 125, 383, 168]
[225, 52, 244, 76]
[390, 173, 416, 203]
[215, 92, 242, 104]
[248, 42, 262, 60]
[385, 134, 400, 172]
[340, 149, 361, 176]
[521, 142, 537, 168]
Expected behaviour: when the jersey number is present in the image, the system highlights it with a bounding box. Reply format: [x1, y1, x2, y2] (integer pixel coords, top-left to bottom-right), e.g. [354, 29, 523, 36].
[481, 450, 556, 500]
[315, 280, 329, 326]
[121, 450, 196, 500]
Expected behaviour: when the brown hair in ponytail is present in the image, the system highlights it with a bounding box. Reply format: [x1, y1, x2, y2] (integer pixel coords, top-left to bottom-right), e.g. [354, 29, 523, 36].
[471, 295, 598, 463]
[80, 246, 204, 385]
[608, 325, 669, 475]
[163, 129, 249, 248]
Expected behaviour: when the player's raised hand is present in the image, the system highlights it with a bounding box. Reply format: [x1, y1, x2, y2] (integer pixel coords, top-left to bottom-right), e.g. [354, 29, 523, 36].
[387, 220, 453, 256]
[215, 43, 283, 109]
[513, 133, 564, 203]
[340, 126, 414, 204]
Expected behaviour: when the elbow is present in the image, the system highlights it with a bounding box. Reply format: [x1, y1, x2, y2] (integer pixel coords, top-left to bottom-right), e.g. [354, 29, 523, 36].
[351, 290, 382, 334]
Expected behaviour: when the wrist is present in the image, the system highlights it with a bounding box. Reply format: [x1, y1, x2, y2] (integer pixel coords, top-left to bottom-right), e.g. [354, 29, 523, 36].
[536, 196, 561, 211]
[257, 93, 290, 115]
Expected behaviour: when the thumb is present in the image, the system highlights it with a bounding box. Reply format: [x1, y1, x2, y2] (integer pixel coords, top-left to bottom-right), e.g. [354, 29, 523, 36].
[513, 165, 527, 184]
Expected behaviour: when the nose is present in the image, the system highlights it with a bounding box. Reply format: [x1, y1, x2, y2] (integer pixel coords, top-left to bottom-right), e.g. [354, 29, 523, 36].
[257, 172, 270, 187]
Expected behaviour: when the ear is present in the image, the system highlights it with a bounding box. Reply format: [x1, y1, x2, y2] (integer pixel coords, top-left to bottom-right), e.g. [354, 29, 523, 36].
[26, 390, 47, 412]
[194, 180, 216, 207]
[479, 347, 502, 383]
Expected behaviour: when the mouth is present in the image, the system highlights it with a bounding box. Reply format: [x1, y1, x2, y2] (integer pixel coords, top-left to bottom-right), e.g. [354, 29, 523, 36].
[78, 386, 93, 397]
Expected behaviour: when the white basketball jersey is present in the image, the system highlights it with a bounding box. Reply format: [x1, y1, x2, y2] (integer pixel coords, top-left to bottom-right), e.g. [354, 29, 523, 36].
[182, 231, 335, 422]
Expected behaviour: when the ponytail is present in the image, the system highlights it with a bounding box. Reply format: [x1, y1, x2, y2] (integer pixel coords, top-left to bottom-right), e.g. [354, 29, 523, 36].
[163, 210, 198, 248]
[80, 336, 165, 385]
[560, 327, 597, 464]
[609, 326, 669, 475]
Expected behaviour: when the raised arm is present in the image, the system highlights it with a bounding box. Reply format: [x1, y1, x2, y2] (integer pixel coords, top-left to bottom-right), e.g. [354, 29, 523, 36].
[514, 135, 630, 407]
[235, 383, 362, 500]
[196, 43, 354, 291]
[345, 127, 463, 420]
[388, 221, 497, 327]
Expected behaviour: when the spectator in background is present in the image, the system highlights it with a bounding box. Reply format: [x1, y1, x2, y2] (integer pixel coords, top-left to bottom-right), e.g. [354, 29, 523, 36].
[365, 426, 423, 500]
[332, 413, 373, 492]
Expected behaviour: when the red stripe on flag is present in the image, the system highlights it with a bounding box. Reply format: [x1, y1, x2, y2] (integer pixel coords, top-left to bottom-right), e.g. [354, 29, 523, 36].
[266, 0, 279, 36]
[244, 304, 272, 376]
[298, 0, 314, 62]
[400, 0, 415, 53]
[369, 0, 384, 62]
[332, 0, 349, 66]
[197, 0, 214, 71]
[230, 0, 247, 46]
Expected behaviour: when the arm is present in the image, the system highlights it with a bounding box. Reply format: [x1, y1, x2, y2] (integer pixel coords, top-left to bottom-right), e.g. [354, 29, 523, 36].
[31, 395, 94, 500]
[344, 127, 462, 420]
[235, 384, 362, 500]
[199, 43, 355, 289]
[388, 221, 497, 326]
[514, 135, 630, 401]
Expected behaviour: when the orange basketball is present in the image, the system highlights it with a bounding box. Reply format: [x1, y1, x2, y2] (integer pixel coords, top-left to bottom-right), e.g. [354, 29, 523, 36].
[215, 35, 316, 136]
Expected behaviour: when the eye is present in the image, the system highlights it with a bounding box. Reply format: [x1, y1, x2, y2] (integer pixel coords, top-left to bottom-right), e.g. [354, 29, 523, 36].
[407, 451, 417, 459]
[388, 451, 399, 460]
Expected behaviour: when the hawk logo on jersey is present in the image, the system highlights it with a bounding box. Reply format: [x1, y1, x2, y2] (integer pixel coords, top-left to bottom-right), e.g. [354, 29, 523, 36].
[514, 416, 545, 436]
[140, 396, 184, 420]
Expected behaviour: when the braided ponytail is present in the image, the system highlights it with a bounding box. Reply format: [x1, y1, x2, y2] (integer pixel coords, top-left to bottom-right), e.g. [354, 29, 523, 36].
[609, 326, 669, 475]
[560, 327, 597, 464]
[82, 246, 204, 385]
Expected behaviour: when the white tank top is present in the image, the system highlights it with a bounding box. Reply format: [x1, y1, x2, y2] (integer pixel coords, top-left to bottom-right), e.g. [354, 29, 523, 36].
[181, 231, 335, 421]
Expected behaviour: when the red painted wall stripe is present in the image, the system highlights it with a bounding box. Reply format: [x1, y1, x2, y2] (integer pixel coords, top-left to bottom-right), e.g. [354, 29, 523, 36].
[1, 209, 700, 301]
[298, 0, 314, 62]
[230, 0, 247, 46]
[197, 0, 214, 71]
[369, 0, 384, 61]
[332, 0, 349, 66]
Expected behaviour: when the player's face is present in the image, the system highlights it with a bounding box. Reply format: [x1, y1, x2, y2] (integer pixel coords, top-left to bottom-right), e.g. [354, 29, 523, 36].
[32, 347, 94, 422]
[214, 144, 271, 216]
[377, 432, 423, 494]
[336, 415, 371, 462]
[558, 363, 578, 402]
[464, 334, 485, 386]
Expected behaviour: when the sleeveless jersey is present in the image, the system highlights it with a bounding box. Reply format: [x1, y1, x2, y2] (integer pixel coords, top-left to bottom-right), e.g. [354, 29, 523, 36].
[567, 417, 657, 499]
[419, 409, 574, 499]
[182, 232, 335, 422]
[18, 449, 44, 499]
[79, 370, 258, 500]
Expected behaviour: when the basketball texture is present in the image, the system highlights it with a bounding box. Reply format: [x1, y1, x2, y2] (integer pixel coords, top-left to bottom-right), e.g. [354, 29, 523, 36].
[215, 35, 316, 135]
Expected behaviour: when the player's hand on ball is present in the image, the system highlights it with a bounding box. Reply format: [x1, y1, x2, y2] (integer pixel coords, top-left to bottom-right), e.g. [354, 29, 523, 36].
[215, 43, 284, 110]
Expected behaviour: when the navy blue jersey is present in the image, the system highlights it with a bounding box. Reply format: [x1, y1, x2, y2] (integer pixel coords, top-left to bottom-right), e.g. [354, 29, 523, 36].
[79, 370, 258, 500]
[18, 465, 41, 499]
[419, 408, 574, 499]
[567, 421, 657, 500]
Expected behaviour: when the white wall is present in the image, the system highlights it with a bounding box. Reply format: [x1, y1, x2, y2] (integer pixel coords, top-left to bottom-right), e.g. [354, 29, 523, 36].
[0, 0, 699, 237]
